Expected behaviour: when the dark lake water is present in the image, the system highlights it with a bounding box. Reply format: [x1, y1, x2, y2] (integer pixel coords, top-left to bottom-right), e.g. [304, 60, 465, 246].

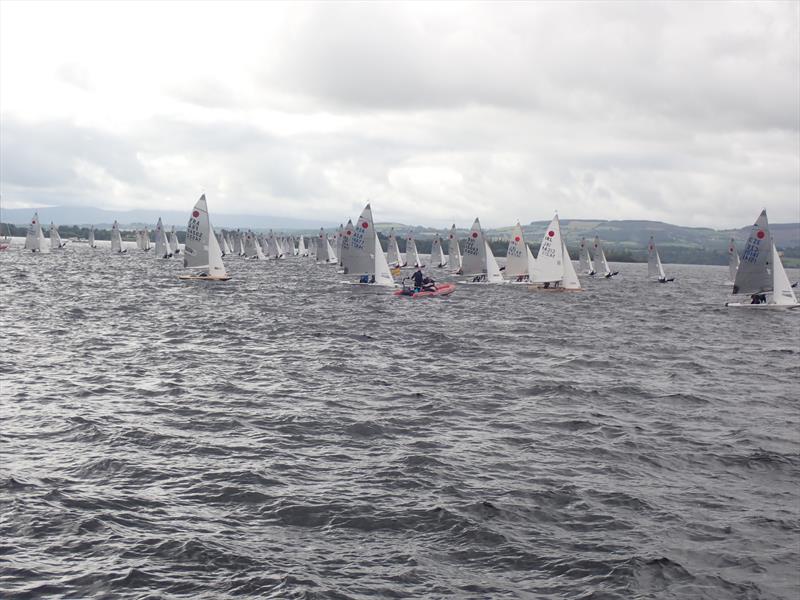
[1, 242, 798, 599]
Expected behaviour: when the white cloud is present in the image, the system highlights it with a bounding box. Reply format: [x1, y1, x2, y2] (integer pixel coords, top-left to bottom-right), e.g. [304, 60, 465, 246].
[1, 1, 797, 228]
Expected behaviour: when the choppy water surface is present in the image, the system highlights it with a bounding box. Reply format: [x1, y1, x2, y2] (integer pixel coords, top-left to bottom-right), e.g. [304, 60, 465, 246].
[1, 243, 798, 599]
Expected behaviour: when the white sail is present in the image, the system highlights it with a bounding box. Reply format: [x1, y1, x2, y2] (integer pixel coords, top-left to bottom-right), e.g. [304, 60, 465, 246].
[771, 244, 798, 305]
[347, 206, 379, 275]
[447, 224, 462, 273]
[298, 235, 308, 257]
[505, 222, 531, 278]
[387, 228, 405, 267]
[484, 241, 504, 283]
[155, 217, 171, 258]
[578, 237, 594, 274]
[733, 211, 774, 296]
[335, 224, 344, 264]
[532, 216, 565, 284]
[111, 220, 124, 252]
[373, 232, 395, 286]
[244, 231, 265, 259]
[430, 234, 447, 268]
[183, 194, 228, 278]
[326, 236, 337, 263]
[317, 228, 336, 263]
[461, 218, 487, 276]
[592, 236, 612, 276]
[169, 226, 180, 255]
[727, 237, 740, 283]
[339, 219, 354, 271]
[647, 237, 667, 280]
[267, 230, 283, 259]
[88, 227, 96, 248]
[561, 238, 581, 290]
[405, 232, 424, 268]
[49, 222, 64, 250]
[24, 212, 50, 253]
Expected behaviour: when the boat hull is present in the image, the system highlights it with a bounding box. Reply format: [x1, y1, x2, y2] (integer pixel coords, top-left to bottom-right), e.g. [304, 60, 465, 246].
[394, 283, 456, 298]
[725, 302, 800, 310]
[179, 275, 231, 281]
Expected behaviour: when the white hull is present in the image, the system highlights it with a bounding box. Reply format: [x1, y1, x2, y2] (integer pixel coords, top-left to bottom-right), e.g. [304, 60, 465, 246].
[725, 302, 800, 310]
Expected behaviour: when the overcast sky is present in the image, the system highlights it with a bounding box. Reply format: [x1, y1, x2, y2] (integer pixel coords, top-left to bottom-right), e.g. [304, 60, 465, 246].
[1, 1, 798, 228]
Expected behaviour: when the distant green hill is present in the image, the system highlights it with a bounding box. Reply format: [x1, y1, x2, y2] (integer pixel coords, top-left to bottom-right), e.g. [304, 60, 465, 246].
[375, 219, 800, 266]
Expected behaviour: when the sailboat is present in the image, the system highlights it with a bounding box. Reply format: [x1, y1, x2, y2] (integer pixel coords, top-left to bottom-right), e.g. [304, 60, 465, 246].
[404, 232, 425, 268]
[179, 194, 230, 281]
[24, 212, 50, 253]
[244, 231, 266, 259]
[447, 224, 463, 274]
[49, 222, 67, 249]
[505, 221, 536, 283]
[461, 218, 503, 284]
[387, 228, 406, 268]
[725, 237, 740, 285]
[341, 204, 395, 287]
[726, 209, 798, 309]
[531, 215, 581, 291]
[154, 218, 172, 258]
[88, 226, 97, 249]
[169, 226, 181, 255]
[110, 221, 127, 253]
[647, 237, 674, 283]
[220, 230, 232, 256]
[578, 237, 595, 276]
[298, 235, 308, 257]
[316, 228, 337, 264]
[266, 230, 284, 259]
[592, 236, 618, 278]
[430, 233, 447, 268]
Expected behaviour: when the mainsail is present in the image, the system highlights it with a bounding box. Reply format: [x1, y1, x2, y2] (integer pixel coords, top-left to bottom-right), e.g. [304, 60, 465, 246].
[727, 237, 741, 285]
[647, 237, 667, 280]
[88, 227, 97, 248]
[387, 228, 405, 267]
[447, 224, 462, 273]
[155, 217, 171, 258]
[578, 237, 595, 275]
[111, 220, 124, 253]
[461, 218, 488, 276]
[430, 233, 447, 268]
[405, 232, 424, 268]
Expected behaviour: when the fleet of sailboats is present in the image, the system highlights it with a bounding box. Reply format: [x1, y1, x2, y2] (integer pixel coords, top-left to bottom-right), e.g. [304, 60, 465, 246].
[6, 202, 797, 310]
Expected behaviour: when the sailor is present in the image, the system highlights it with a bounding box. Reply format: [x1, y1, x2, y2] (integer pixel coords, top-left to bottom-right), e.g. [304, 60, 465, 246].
[421, 276, 436, 291]
[359, 274, 370, 284]
[410, 266, 425, 291]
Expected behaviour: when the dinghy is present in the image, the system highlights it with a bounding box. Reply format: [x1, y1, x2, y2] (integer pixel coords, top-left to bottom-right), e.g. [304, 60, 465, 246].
[220, 231, 232, 256]
[154, 218, 172, 258]
[447, 224, 463, 274]
[726, 209, 799, 309]
[179, 194, 230, 281]
[266, 230, 283, 259]
[461, 218, 503, 284]
[530, 215, 581, 291]
[394, 282, 456, 298]
[24, 212, 50, 253]
[430, 233, 447, 268]
[505, 221, 536, 283]
[578, 238, 595, 276]
[726, 237, 740, 285]
[647, 237, 674, 283]
[592, 236, 618, 278]
[317, 228, 338, 264]
[88, 226, 97, 249]
[169, 226, 181, 255]
[244, 231, 266, 259]
[110, 220, 127, 253]
[387, 228, 406, 268]
[298, 235, 308, 257]
[49, 222, 67, 249]
[405, 232, 425, 268]
[341, 204, 395, 287]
